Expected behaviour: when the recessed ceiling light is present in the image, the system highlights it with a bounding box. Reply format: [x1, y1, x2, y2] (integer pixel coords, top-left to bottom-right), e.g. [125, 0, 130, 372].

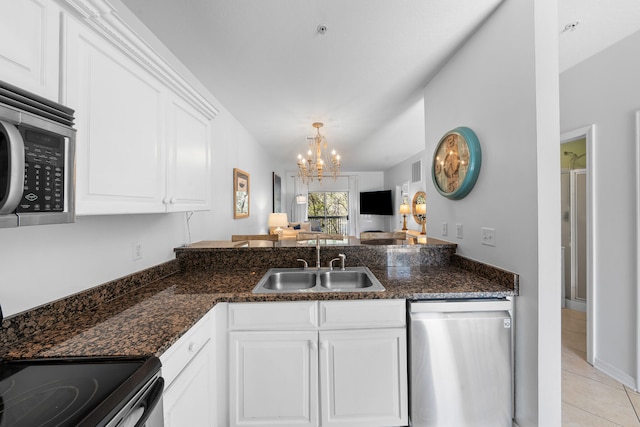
[563, 21, 581, 32]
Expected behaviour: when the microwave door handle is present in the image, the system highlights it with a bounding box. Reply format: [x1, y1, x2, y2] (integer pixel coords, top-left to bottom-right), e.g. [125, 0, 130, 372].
[0, 120, 25, 214]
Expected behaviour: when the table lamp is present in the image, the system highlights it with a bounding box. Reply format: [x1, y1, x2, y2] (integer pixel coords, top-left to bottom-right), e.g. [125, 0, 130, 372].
[268, 213, 289, 236]
[399, 203, 411, 231]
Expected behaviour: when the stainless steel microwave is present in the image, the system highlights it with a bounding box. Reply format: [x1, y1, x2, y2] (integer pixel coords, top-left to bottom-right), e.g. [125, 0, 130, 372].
[0, 80, 76, 228]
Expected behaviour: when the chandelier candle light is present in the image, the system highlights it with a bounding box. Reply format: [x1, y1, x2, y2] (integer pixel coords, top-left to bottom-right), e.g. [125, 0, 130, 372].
[297, 122, 340, 184]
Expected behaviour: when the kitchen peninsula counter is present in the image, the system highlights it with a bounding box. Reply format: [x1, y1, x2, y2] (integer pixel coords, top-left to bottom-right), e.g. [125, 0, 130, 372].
[0, 238, 518, 361]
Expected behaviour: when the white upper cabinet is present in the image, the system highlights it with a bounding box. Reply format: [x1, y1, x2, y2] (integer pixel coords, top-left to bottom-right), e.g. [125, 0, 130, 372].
[1, 0, 217, 215]
[66, 17, 167, 214]
[61, 0, 217, 215]
[0, 0, 61, 101]
[166, 95, 211, 212]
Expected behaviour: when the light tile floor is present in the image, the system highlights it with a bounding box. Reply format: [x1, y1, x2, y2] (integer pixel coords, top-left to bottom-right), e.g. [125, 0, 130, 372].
[562, 308, 640, 426]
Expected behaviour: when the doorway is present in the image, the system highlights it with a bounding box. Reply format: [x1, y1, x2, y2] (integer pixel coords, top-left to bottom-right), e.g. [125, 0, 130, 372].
[561, 156, 586, 310]
[560, 125, 595, 364]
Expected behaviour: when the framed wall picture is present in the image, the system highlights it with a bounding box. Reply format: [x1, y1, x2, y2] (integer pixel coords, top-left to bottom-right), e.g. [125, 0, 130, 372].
[273, 172, 281, 213]
[234, 168, 250, 218]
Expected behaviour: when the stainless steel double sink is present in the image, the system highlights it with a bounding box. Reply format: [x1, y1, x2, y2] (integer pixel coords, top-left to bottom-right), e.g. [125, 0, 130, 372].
[252, 266, 385, 294]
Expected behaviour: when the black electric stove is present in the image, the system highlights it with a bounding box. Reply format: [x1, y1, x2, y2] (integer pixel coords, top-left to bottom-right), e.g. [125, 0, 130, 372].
[0, 356, 163, 427]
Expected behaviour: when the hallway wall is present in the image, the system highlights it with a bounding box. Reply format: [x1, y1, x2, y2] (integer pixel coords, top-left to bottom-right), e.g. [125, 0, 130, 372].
[560, 28, 640, 387]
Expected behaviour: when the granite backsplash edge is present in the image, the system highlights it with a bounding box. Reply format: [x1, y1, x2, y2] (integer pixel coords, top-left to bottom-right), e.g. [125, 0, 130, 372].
[0, 260, 180, 347]
[451, 254, 519, 294]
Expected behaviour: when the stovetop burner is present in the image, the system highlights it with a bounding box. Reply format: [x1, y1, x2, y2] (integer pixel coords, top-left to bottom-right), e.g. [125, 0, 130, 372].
[0, 357, 160, 427]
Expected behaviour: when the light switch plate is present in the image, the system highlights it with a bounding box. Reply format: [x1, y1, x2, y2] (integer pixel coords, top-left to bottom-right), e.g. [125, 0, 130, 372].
[456, 223, 463, 239]
[132, 242, 143, 260]
[442, 222, 448, 236]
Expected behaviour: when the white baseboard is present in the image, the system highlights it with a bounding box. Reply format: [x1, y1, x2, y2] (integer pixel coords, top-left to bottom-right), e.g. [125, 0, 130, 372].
[594, 357, 637, 390]
[565, 298, 586, 312]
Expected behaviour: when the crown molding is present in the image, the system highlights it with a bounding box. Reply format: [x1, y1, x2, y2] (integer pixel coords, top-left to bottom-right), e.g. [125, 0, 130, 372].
[62, 0, 219, 119]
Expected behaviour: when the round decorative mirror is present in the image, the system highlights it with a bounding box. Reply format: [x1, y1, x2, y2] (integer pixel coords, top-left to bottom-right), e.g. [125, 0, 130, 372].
[412, 191, 426, 234]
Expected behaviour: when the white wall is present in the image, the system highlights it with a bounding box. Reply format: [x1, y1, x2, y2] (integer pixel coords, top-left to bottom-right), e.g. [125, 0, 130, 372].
[422, 0, 560, 425]
[194, 106, 281, 239]
[384, 150, 427, 235]
[560, 29, 640, 387]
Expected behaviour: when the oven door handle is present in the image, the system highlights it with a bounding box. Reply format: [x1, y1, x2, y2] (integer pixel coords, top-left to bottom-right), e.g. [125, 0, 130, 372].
[133, 376, 164, 427]
[0, 120, 25, 214]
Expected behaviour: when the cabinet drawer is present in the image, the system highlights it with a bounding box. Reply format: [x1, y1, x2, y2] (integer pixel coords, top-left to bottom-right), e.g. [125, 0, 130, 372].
[161, 313, 211, 388]
[320, 299, 406, 329]
[228, 301, 318, 330]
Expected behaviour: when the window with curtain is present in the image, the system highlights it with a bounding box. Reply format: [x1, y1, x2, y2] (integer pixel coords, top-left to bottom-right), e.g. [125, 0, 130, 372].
[307, 191, 349, 234]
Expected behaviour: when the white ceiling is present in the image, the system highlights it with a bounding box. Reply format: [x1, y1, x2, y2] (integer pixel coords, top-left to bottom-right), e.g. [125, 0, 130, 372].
[121, 0, 640, 172]
[558, 0, 640, 72]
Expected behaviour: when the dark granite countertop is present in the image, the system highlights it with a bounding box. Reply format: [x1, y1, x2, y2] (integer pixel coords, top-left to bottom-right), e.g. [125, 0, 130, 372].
[0, 240, 518, 361]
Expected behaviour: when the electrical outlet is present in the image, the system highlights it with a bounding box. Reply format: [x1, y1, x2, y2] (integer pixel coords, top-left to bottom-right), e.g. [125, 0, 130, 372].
[481, 227, 496, 246]
[132, 242, 143, 260]
[456, 223, 463, 239]
[441, 222, 448, 236]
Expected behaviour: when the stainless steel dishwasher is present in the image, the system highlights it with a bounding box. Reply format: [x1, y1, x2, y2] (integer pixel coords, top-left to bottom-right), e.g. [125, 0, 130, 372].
[408, 298, 513, 427]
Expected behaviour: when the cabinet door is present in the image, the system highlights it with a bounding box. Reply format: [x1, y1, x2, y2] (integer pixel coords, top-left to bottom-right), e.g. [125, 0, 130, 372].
[319, 329, 408, 427]
[165, 95, 211, 212]
[65, 17, 167, 215]
[0, 0, 60, 100]
[230, 331, 318, 427]
[163, 341, 215, 427]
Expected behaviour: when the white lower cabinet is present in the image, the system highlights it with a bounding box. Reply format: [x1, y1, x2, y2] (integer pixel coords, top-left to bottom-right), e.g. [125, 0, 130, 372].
[320, 329, 407, 426]
[230, 331, 319, 426]
[163, 340, 214, 426]
[161, 309, 216, 426]
[228, 300, 408, 427]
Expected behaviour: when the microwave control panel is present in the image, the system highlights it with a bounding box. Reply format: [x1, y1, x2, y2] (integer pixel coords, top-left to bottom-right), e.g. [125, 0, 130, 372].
[17, 128, 65, 212]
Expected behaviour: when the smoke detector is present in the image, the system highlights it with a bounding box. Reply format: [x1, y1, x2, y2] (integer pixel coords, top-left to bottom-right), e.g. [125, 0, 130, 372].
[562, 21, 581, 32]
[317, 24, 327, 35]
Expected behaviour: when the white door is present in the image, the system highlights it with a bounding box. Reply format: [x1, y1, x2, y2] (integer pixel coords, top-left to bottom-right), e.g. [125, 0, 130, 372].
[319, 329, 408, 427]
[230, 331, 319, 427]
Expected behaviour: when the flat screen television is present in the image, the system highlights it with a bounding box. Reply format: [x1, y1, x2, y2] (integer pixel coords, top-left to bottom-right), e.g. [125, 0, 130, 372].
[359, 190, 393, 215]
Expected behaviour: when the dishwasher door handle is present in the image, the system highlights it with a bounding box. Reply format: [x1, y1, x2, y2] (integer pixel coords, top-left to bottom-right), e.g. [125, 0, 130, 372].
[408, 298, 512, 313]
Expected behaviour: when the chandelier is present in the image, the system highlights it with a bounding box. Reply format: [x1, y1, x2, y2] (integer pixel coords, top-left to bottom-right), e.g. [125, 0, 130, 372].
[297, 122, 340, 184]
